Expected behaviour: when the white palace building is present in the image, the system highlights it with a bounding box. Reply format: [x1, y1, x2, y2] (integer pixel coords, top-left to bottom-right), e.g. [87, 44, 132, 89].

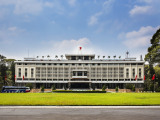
[15, 53, 145, 89]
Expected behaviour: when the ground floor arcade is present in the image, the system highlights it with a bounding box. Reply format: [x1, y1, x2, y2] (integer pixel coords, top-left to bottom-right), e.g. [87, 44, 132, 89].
[17, 83, 144, 89]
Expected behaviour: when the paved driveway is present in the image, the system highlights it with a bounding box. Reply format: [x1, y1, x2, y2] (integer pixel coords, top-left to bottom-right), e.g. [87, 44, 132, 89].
[0, 107, 159, 120]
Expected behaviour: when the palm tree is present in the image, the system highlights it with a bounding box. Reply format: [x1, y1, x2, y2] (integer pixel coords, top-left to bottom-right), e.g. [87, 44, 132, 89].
[55, 55, 58, 59]
[108, 56, 110, 59]
[98, 55, 100, 59]
[113, 55, 116, 59]
[36, 56, 39, 59]
[42, 56, 44, 58]
[47, 55, 50, 59]
[61, 55, 63, 59]
[103, 56, 105, 59]
[119, 56, 121, 59]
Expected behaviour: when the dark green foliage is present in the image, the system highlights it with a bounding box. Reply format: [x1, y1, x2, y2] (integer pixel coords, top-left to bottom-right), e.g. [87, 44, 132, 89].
[52, 85, 56, 90]
[149, 84, 154, 91]
[64, 86, 67, 90]
[156, 87, 160, 92]
[132, 86, 135, 92]
[115, 87, 118, 92]
[52, 90, 106, 93]
[41, 85, 44, 92]
[126, 84, 133, 89]
[26, 83, 33, 90]
[102, 85, 106, 91]
[10, 62, 15, 84]
[92, 86, 95, 90]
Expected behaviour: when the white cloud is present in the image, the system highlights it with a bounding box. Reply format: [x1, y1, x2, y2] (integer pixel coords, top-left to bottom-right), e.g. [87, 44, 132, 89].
[52, 21, 55, 24]
[137, 0, 153, 4]
[102, 0, 115, 13]
[88, 0, 115, 26]
[44, 2, 54, 8]
[88, 12, 102, 26]
[68, 0, 76, 6]
[120, 26, 160, 49]
[129, 5, 152, 17]
[0, 0, 61, 15]
[0, 8, 9, 19]
[8, 27, 17, 31]
[40, 38, 104, 58]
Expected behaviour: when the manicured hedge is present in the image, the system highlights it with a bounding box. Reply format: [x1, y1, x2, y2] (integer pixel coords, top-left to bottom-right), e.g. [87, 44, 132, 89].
[52, 90, 106, 93]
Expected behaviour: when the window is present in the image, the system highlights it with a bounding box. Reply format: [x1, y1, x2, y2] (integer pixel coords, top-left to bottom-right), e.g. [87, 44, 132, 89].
[72, 63, 75, 66]
[98, 63, 100, 66]
[25, 68, 27, 77]
[71, 56, 76, 60]
[36, 63, 41, 65]
[48, 63, 52, 65]
[18, 63, 21, 65]
[131, 63, 136, 65]
[18, 68, 21, 77]
[139, 68, 141, 78]
[126, 69, 129, 78]
[114, 63, 118, 65]
[73, 71, 76, 76]
[132, 68, 135, 78]
[84, 71, 87, 76]
[138, 63, 143, 65]
[119, 63, 124, 65]
[42, 63, 45, 65]
[31, 68, 34, 77]
[85, 63, 88, 65]
[125, 63, 130, 65]
[78, 56, 83, 60]
[78, 71, 82, 76]
[92, 63, 95, 65]
[24, 63, 27, 65]
[84, 56, 89, 60]
[79, 64, 81, 66]
[108, 64, 113, 65]
[60, 63, 62, 65]
[54, 64, 57, 65]
[65, 64, 68, 65]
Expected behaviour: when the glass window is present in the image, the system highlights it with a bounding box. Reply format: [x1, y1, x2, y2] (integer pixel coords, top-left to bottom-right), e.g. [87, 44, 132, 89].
[108, 64, 113, 65]
[60, 63, 62, 65]
[125, 63, 130, 65]
[36, 63, 41, 65]
[92, 64, 95, 65]
[65, 64, 68, 65]
[79, 64, 81, 66]
[98, 63, 100, 66]
[54, 64, 57, 65]
[72, 63, 75, 65]
[18, 68, 21, 77]
[85, 63, 88, 65]
[138, 63, 143, 65]
[42, 63, 45, 65]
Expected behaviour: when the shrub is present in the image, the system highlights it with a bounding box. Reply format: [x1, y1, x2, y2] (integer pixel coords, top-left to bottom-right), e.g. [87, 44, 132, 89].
[132, 86, 135, 92]
[26, 83, 33, 90]
[52, 85, 56, 90]
[156, 87, 160, 92]
[115, 87, 118, 92]
[143, 86, 148, 91]
[64, 86, 67, 90]
[149, 84, 154, 91]
[41, 85, 44, 92]
[126, 84, 133, 89]
[102, 85, 106, 91]
[92, 86, 95, 90]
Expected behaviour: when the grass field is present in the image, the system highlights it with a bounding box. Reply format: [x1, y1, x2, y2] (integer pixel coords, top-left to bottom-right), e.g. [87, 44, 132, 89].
[0, 93, 160, 106]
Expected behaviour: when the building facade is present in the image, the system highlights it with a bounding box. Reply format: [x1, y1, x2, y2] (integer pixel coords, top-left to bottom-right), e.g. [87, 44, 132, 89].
[15, 54, 145, 89]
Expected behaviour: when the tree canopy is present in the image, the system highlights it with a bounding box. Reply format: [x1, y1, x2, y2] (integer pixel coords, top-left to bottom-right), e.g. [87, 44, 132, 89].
[145, 28, 160, 64]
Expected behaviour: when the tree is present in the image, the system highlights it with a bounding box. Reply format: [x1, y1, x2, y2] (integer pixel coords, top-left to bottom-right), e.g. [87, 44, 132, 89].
[115, 87, 118, 92]
[26, 83, 33, 90]
[0, 72, 4, 91]
[132, 86, 135, 92]
[41, 85, 44, 92]
[103, 56, 105, 59]
[52, 85, 56, 90]
[149, 84, 154, 91]
[61, 55, 63, 59]
[98, 55, 100, 59]
[126, 83, 133, 89]
[108, 56, 110, 59]
[55, 55, 58, 59]
[102, 85, 106, 91]
[145, 28, 160, 65]
[119, 56, 121, 59]
[10, 61, 15, 84]
[47, 55, 50, 59]
[113, 55, 116, 59]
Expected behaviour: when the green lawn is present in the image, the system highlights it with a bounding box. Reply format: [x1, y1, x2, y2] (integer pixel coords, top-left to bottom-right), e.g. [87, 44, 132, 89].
[0, 93, 160, 106]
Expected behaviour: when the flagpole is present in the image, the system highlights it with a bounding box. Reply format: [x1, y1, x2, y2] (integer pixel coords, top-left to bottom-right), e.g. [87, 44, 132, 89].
[154, 74, 155, 92]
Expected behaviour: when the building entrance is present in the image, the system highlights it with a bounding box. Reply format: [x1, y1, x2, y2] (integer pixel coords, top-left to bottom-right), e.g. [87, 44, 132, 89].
[71, 83, 89, 89]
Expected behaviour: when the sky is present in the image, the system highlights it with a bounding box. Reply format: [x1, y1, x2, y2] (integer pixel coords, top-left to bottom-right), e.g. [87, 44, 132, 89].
[0, 0, 160, 60]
